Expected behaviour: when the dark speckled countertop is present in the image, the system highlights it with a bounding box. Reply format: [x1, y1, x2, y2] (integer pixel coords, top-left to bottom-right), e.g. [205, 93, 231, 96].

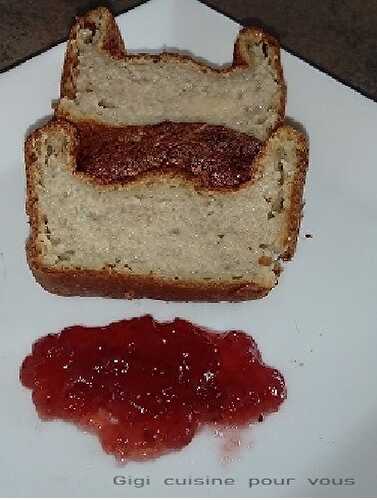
[0, 0, 376, 101]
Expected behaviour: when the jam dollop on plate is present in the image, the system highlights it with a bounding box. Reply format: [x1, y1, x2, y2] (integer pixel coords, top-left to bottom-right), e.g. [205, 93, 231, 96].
[20, 315, 286, 461]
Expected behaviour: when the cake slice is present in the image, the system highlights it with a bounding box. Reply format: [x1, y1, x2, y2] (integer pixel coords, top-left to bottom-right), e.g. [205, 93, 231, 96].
[25, 120, 308, 301]
[56, 7, 286, 141]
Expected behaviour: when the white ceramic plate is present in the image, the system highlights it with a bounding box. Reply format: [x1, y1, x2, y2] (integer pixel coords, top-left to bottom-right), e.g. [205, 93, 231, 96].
[1, 0, 376, 496]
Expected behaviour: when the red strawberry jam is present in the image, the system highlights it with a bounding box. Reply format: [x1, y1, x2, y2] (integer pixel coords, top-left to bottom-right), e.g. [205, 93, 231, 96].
[20, 315, 286, 461]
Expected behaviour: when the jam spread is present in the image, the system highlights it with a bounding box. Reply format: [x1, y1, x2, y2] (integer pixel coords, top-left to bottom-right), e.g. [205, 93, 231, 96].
[75, 122, 261, 188]
[20, 315, 286, 461]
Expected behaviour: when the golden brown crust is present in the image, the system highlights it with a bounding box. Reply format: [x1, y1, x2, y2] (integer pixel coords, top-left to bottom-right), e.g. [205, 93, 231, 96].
[58, 7, 286, 133]
[25, 131, 43, 262]
[60, 25, 78, 99]
[280, 127, 309, 260]
[26, 246, 269, 302]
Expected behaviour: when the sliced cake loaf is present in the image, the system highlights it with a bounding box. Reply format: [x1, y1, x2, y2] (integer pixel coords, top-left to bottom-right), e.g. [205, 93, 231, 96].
[25, 120, 308, 301]
[56, 7, 286, 141]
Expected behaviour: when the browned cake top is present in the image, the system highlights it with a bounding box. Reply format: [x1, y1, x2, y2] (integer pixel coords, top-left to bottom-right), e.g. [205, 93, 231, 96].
[75, 121, 261, 188]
